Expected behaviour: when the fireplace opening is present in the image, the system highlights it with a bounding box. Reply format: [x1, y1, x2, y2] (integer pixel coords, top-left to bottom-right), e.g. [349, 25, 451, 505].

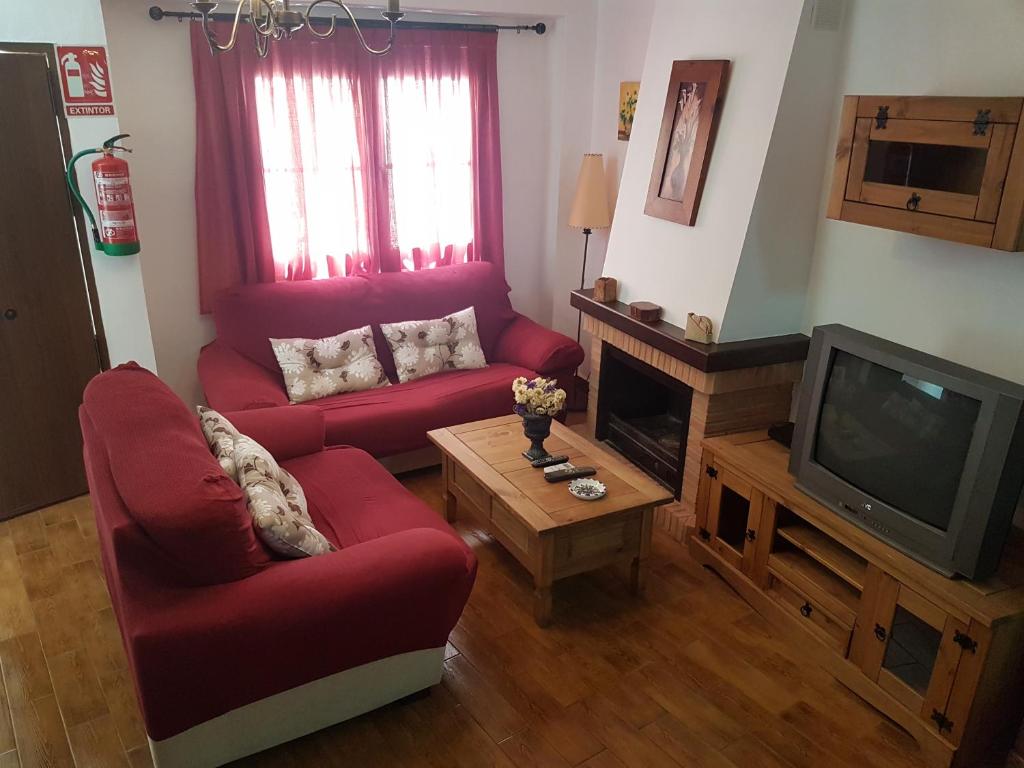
[595, 342, 692, 499]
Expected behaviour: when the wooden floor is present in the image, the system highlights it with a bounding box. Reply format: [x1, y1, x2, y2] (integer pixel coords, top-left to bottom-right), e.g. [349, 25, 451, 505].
[0, 470, 949, 768]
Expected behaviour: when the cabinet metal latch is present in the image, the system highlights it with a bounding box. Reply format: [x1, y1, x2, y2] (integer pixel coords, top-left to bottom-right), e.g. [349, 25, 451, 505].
[953, 630, 978, 653]
[930, 710, 954, 733]
[875, 105, 889, 129]
[745, 528, 757, 542]
[973, 109, 991, 136]
[698, 527, 711, 542]
[706, 466, 718, 479]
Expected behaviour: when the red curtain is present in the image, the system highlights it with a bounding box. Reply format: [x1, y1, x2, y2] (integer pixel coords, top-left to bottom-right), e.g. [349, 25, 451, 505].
[192, 24, 505, 313]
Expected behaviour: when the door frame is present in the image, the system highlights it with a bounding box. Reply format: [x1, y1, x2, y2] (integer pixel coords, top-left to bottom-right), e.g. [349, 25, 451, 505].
[0, 42, 110, 369]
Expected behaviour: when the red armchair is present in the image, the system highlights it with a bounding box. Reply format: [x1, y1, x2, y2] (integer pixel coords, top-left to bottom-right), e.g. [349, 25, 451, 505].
[198, 262, 584, 461]
[80, 364, 476, 768]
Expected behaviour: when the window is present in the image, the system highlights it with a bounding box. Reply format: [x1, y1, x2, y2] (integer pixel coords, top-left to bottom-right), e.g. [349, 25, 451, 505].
[193, 27, 505, 311]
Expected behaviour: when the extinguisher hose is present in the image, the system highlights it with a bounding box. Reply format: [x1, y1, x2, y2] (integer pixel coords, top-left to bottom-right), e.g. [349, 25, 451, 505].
[66, 147, 102, 247]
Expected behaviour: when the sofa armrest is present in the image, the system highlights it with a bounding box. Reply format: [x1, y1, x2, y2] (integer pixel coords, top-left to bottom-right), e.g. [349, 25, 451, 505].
[493, 314, 584, 375]
[124, 528, 476, 740]
[224, 406, 325, 462]
[198, 340, 289, 411]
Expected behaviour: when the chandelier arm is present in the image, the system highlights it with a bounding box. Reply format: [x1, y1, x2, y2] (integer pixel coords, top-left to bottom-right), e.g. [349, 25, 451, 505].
[199, 0, 248, 54]
[304, 0, 397, 55]
[251, 0, 278, 36]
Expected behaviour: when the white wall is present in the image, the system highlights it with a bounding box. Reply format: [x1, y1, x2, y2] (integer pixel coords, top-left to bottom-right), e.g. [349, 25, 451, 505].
[802, 0, 1024, 384]
[100, 0, 599, 403]
[568, 0, 654, 375]
[601, 0, 806, 335]
[2, 0, 157, 370]
[718, 1, 846, 341]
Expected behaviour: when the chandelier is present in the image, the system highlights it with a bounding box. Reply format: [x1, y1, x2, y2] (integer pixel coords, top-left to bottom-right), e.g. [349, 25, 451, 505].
[191, 1, 404, 58]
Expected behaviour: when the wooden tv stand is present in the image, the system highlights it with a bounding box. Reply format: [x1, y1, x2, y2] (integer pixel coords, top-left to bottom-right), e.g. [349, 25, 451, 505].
[689, 431, 1024, 768]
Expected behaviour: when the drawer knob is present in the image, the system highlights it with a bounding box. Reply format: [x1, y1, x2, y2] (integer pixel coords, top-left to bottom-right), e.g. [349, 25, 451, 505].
[906, 193, 921, 211]
[3, 308, 16, 320]
[799, 602, 813, 618]
[874, 623, 888, 642]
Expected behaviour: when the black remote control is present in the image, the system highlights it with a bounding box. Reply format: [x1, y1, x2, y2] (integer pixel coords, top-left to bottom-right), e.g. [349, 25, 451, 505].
[531, 453, 569, 468]
[544, 466, 597, 483]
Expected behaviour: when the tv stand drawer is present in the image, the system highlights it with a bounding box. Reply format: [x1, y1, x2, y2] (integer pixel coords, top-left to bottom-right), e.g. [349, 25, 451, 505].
[767, 573, 852, 656]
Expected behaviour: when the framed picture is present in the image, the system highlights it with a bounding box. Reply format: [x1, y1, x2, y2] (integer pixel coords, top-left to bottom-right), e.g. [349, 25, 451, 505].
[618, 81, 639, 141]
[645, 60, 730, 226]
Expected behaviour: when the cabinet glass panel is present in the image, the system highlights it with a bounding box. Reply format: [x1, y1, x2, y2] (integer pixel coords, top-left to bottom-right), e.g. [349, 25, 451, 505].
[881, 605, 942, 695]
[716, 485, 750, 554]
[864, 141, 987, 195]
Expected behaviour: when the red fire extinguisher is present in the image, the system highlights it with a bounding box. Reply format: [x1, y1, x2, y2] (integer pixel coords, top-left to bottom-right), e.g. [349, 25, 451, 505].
[66, 134, 140, 256]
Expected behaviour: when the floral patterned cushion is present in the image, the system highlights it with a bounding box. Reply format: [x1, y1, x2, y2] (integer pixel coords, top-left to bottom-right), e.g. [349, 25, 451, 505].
[380, 306, 488, 384]
[198, 406, 238, 478]
[197, 407, 334, 558]
[270, 325, 390, 404]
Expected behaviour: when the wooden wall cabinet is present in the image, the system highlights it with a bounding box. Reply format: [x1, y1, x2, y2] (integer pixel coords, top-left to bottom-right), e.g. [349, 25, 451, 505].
[827, 96, 1024, 250]
[691, 432, 1024, 768]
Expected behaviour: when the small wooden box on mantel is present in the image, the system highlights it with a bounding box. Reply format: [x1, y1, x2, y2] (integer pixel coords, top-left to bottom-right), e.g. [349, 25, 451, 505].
[628, 301, 662, 323]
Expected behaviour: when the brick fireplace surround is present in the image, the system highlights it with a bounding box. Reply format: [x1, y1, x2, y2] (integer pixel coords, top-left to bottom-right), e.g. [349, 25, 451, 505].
[571, 290, 809, 541]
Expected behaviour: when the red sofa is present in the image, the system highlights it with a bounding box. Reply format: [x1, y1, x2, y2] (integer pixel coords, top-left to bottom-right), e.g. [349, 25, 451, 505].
[198, 263, 584, 460]
[80, 364, 477, 768]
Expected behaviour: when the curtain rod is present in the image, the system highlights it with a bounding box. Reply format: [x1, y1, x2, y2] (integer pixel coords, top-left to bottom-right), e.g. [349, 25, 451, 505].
[147, 6, 546, 35]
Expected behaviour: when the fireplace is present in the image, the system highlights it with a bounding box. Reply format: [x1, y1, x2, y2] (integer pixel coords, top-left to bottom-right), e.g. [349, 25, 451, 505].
[595, 343, 692, 499]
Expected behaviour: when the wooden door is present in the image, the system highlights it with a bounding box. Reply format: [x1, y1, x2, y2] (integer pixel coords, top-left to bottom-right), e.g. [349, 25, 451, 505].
[0, 44, 105, 518]
[851, 566, 969, 739]
[700, 461, 764, 578]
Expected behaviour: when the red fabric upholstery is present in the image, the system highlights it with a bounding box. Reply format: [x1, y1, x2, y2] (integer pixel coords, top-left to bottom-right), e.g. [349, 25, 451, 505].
[225, 406, 325, 462]
[313, 364, 531, 456]
[199, 261, 584, 456]
[80, 365, 476, 742]
[495, 314, 585, 375]
[211, 262, 515, 378]
[82, 363, 270, 586]
[198, 340, 289, 411]
[284, 447, 467, 551]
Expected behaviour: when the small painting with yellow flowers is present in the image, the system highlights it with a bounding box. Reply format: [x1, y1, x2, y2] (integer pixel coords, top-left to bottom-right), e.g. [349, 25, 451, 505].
[618, 81, 639, 141]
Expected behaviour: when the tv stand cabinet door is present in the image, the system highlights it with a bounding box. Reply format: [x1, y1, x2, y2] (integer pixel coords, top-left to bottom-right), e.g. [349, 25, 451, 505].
[703, 462, 763, 577]
[853, 568, 969, 737]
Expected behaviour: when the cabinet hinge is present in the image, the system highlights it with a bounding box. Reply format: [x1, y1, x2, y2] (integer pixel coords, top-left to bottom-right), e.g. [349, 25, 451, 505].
[705, 466, 718, 479]
[698, 527, 711, 542]
[930, 710, 954, 733]
[973, 109, 991, 136]
[875, 105, 889, 129]
[953, 630, 978, 653]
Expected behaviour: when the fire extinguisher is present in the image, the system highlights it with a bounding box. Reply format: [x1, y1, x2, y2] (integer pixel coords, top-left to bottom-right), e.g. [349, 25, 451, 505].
[66, 134, 140, 256]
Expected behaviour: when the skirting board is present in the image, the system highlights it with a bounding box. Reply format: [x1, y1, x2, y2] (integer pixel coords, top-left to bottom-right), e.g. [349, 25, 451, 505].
[149, 646, 445, 768]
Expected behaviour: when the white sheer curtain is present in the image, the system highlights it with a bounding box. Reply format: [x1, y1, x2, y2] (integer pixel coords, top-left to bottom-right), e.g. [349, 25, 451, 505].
[384, 73, 474, 270]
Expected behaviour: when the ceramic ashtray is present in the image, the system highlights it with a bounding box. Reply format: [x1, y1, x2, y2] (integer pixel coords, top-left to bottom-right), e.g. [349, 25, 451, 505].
[568, 478, 607, 500]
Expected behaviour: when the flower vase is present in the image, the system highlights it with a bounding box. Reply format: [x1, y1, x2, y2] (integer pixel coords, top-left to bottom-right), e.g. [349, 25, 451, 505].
[521, 413, 553, 461]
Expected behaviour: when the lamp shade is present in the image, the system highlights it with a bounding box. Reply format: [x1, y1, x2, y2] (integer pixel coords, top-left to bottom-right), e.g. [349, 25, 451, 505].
[568, 153, 611, 229]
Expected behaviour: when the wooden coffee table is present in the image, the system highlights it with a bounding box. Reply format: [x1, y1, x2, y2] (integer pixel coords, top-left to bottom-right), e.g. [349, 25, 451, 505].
[428, 415, 674, 626]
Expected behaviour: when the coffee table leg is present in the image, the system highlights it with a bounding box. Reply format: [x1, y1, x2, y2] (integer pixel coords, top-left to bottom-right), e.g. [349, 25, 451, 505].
[630, 507, 655, 596]
[533, 536, 555, 627]
[533, 585, 552, 627]
[441, 456, 457, 523]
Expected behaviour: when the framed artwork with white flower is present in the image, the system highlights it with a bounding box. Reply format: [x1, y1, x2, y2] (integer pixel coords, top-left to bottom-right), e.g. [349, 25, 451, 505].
[645, 59, 730, 227]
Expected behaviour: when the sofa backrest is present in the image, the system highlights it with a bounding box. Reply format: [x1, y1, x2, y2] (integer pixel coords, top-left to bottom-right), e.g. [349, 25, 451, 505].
[81, 363, 270, 586]
[212, 262, 518, 380]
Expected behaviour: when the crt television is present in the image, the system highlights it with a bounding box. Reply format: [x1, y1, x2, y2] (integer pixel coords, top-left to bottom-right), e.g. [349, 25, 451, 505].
[790, 324, 1024, 580]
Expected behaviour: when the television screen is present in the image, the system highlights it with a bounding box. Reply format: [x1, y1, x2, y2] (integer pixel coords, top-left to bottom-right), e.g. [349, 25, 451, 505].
[813, 350, 981, 531]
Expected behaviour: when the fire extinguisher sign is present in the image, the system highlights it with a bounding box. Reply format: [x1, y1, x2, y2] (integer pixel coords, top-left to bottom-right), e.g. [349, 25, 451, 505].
[56, 46, 115, 117]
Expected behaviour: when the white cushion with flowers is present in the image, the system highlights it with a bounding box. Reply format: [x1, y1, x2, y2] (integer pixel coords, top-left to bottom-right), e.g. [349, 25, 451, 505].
[380, 306, 487, 384]
[197, 407, 334, 558]
[270, 325, 389, 404]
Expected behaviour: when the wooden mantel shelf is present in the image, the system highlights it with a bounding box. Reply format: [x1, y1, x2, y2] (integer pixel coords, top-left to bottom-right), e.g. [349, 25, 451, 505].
[570, 289, 809, 373]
